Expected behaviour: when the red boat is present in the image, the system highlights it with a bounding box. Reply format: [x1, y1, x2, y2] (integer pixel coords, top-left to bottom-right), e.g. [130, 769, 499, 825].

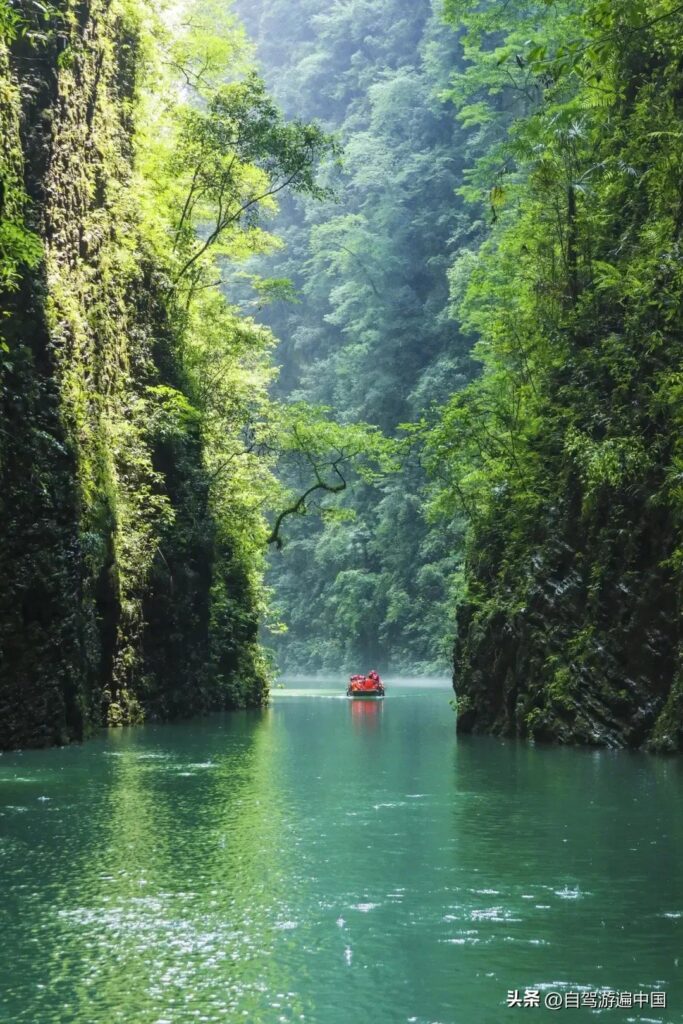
[346, 671, 385, 699]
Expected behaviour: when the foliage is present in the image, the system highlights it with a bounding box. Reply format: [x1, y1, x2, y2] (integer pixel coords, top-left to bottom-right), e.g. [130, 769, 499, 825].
[423, 0, 683, 749]
[265, 403, 401, 548]
[166, 72, 336, 295]
[233, 0, 472, 674]
[0, 9, 42, 298]
[0, 0, 336, 746]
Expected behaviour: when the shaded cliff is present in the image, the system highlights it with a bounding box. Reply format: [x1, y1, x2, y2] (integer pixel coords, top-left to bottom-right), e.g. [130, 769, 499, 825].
[432, 0, 683, 752]
[454, 488, 682, 752]
[0, 0, 268, 749]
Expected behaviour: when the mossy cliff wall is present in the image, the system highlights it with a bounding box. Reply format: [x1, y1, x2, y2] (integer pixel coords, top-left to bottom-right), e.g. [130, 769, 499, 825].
[454, 493, 683, 753]
[0, 0, 267, 750]
[446, 0, 683, 756]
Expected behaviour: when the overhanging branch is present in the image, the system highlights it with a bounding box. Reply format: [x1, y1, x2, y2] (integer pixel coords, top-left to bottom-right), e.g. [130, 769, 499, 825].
[267, 464, 347, 550]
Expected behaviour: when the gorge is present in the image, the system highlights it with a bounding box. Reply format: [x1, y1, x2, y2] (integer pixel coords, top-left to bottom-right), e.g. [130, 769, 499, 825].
[1, 0, 682, 753]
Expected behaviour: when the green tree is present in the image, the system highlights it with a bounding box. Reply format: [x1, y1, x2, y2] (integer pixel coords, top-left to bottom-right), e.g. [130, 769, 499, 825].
[425, 0, 683, 750]
[233, 0, 472, 675]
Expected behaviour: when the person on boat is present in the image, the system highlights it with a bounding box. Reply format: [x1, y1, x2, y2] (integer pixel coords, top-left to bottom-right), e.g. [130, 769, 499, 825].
[348, 671, 385, 694]
[369, 670, 385, 694]
[348, 674, 365, 694]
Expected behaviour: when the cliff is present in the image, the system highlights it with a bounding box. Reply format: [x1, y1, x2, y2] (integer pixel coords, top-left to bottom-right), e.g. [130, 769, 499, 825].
[0, 0, 267, 749]
[443, 0, 683, 754]
[454, 491, 683, 752]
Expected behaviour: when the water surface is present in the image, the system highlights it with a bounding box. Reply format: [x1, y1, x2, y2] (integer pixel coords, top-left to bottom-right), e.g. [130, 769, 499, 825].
[1, 679, 681, 1023]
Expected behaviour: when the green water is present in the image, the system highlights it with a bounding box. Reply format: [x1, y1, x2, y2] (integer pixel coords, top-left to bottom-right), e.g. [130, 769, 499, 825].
[1, 680, 682, 1024]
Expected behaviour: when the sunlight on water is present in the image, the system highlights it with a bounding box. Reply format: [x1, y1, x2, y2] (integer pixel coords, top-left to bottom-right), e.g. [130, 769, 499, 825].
[0, 681, 681, 1023]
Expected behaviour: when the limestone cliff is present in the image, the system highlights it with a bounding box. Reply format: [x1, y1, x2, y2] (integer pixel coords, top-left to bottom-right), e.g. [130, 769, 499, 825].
[0, 0, 267, 749]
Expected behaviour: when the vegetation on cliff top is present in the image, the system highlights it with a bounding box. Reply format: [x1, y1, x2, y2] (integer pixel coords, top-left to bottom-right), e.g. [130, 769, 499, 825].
[419, 0, 683, 750]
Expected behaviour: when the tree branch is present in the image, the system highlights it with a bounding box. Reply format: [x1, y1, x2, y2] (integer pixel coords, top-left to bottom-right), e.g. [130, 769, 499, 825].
[267, 467, 347, 549]
[170, 161, 310, 293]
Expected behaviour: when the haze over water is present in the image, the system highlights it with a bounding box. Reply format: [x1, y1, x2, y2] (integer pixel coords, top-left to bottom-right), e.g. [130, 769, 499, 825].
[1, 679, 681, 1023]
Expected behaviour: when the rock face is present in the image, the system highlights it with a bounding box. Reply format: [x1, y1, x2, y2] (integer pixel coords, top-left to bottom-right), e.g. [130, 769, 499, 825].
[454, 481, 683, 753]
[0, 1, 266, 749]
[446, 0, 683, 758]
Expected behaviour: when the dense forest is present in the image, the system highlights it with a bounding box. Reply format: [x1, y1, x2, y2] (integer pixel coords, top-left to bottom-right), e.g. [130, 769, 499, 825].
[0, 0, 682, 752]
[240, 0, 683, 750]
[232, 0, 473, 676]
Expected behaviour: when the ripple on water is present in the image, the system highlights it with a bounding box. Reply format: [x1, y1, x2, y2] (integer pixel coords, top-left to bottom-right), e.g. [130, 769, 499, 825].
[553, 886, 588, 900]
[469, 907, 522, 922]
[1, 687, 681, 1024]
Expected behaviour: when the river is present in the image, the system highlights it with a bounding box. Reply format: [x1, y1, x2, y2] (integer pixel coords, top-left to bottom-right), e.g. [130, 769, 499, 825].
[1, 679, 681, 1023]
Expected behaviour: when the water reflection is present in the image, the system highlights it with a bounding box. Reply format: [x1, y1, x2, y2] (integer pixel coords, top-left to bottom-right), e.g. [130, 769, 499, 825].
[349, 698, 383, 731]
[1, 712, 319, 1023]
[1, 684, 681, 1024]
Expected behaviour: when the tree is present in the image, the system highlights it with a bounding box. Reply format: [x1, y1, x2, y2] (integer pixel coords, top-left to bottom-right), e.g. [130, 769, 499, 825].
[265, 404, 400, 549]
[169, 73, 336, 296]
[232, 0, 471, 674]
